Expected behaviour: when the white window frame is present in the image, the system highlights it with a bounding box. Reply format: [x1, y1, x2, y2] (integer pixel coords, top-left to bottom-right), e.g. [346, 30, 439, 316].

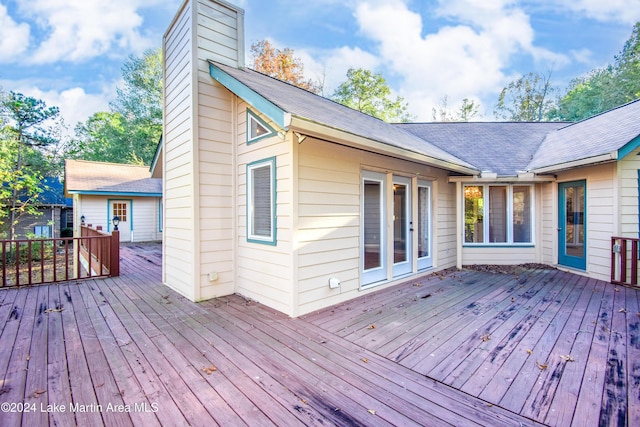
[247, 157, 277, 245]
[463, 183, 534, 245]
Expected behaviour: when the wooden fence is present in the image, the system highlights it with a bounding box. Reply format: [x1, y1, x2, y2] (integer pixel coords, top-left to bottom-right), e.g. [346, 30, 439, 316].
[0, 226, 119, 287]
[611, 236, 639, 286]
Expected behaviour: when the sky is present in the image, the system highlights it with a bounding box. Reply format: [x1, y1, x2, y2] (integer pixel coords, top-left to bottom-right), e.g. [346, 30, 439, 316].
[1, 0, 639, 134]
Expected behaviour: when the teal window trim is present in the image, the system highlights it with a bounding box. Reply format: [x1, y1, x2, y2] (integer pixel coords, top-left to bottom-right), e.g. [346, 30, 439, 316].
[107, 199, 133, 232]
[246, 157, 277, 246]
[247, 109, 276, 145]
[158, 198, 163, 233]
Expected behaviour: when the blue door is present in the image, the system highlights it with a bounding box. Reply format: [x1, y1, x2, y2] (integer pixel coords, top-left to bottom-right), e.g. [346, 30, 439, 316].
[558, 181, 586, 270]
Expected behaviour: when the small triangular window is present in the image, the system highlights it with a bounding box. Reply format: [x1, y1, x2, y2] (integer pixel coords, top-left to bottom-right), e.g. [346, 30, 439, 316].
[247, 109, 275, 144]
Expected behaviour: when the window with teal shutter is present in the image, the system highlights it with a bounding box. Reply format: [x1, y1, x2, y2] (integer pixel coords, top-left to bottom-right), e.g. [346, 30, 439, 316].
[247, 157, 276, 245]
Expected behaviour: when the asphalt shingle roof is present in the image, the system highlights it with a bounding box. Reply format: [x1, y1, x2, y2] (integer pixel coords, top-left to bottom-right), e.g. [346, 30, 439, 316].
[527, 99, 640, 171]
[397, 122, 566, 176]
[65, 160, 162, 195]
[212, 62, 476, 171]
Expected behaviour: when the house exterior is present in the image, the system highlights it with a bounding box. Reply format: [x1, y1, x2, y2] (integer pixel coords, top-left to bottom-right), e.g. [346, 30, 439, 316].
[161, 0, 640, 317]
[65, 160, 163, 243]
[12, 177, 73, 239]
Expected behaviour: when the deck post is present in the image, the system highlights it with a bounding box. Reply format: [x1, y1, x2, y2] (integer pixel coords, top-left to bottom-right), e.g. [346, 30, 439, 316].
[110, 230, 120, 277]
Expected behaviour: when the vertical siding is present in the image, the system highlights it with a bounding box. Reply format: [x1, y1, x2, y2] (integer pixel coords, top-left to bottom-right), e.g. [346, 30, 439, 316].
[295, 138, 454, 316]
[163, 0, 196, 299]
[235, 103, 294, 314]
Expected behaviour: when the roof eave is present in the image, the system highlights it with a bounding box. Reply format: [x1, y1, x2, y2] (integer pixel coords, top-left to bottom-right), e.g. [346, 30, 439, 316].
[529, 152, 618, 174]
[67, 190, 162, 197]
[289, 117, 479, 176]
[209, 61, 291, 130]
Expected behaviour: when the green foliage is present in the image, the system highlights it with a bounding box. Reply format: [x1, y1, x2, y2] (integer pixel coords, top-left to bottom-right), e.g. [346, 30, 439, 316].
[73, 48, 162, 165]
[432, 96, 481, 122]
[250, 40, 321, 93]
[494, 71, 556, 121]
[555, 22, 640, 121]
[332, 68, 414, 123]
[0, 90, 61, 240]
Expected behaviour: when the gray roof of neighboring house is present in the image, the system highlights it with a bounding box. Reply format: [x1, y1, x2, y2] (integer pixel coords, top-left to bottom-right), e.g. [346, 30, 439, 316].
[211, 62, 477, 171]
[65, 159, 162, 195]
[527, 99, 640, 171]
[397, 122, 567, 177]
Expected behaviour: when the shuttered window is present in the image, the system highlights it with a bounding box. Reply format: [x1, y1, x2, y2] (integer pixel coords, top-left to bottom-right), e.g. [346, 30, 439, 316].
[247, 158, 276, 245]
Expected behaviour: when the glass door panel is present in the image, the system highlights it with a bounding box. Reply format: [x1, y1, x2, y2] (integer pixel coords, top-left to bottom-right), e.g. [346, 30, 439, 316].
[393, 176, 412, 277]
[362, 172, 387, 285]
[417, 182, 432, 270]
[558, 180, 586, 270]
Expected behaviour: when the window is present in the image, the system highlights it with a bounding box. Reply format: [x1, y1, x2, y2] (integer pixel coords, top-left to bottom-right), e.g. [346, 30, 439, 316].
[113, 202, 127, 222]
[247, 158, 276, 245]
[464, 184, 532, 244]
[34, 226, 50, 238]
[247, 109, 275, 144]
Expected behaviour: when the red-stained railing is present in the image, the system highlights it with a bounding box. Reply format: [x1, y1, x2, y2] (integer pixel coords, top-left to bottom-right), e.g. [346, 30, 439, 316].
[1, 226, 119, 287]
[611, 236, 639, 286]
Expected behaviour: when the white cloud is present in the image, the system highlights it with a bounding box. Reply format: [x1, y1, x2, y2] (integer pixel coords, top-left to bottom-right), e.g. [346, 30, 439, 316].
[17, 0, 170, 64]
[349, 0, 568, 120]
[553, 0, 640, 25]
[1, 81, 113, 136]
[0, 4, 30, 63]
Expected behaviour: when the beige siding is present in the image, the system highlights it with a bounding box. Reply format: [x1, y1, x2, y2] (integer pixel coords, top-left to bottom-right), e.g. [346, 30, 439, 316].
[163, 0, 244, 301]
[74, 196, 161, 242]
[195, 0, 243, 299]
[235, 103, 294, 315]
[553, 163, 616, 281]
[295, 138, 455, 316]
[540, 182, 556, 266]
[463, 247, 537, 265]
[163, 0, 196, 300]
[618, 147, 640, 237]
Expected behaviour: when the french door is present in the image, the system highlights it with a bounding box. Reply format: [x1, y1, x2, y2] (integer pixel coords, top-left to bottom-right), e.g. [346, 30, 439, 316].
[362, 172, 432, 287]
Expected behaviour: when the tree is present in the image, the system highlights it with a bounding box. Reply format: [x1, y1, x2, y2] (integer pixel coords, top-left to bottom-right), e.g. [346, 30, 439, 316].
[0, 91, 62, 240]
[332, 68, 414, 123]
[74, 48, 162, 165]
[494, 71, 556, 121]
[555, 22, 640, 121]
[250, 40, 320, 93]
[432, 96, 480, 122]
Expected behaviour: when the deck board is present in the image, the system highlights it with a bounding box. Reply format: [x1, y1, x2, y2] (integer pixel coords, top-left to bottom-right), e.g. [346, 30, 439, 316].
[1, 243, 638, 426]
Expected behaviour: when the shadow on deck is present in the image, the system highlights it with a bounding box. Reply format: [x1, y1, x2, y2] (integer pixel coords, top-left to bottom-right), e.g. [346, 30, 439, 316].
[0, 243, 637, 426]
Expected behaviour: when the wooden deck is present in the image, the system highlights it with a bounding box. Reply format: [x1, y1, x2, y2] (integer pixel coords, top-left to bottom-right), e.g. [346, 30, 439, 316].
[0, 245, 637, 426]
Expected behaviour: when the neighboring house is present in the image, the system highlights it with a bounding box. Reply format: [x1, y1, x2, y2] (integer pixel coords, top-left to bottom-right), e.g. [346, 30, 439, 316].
[161, 0, 640, 317]
[64, 160, 163, 243]
[12, 177, 73, 239]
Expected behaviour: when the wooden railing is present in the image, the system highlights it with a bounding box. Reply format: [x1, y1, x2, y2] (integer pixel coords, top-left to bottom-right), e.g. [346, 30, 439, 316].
[611, 236, 639, 286]
[0, 226, 119, 287]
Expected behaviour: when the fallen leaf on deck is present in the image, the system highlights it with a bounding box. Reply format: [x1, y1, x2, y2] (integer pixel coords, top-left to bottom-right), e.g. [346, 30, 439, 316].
[511, 297, 515, 302]
[44, 308, 64, 313]
[480, 334, 491, 342]
[368, 325, 376, 329]
[26, 355, 30, 361]
[536, 362, 548, 370]
[31, 389, 46, 398]
[368, 409, 376, 415]
[301, 399, 307, 404]
[618, 308, 628, 313]
[361, 358, 368, 363]
[201, 365, 218, 374]
[526, 349, 533, 355]
[560, 355, 575, 362]
[614, 287, 620, 292]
